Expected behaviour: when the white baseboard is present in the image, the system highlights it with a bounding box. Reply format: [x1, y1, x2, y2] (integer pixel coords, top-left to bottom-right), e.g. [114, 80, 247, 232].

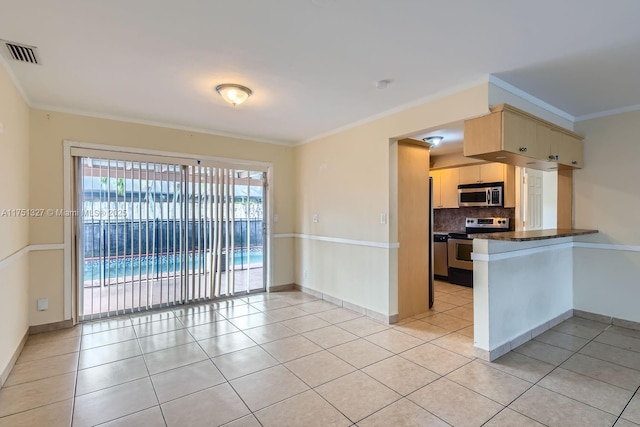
[268, 283, 295, 292]
[1, 328, 29, 388]
[475, 309, 573, 362]
[293, 284, 396, 324]
[573, 309, 640, 331]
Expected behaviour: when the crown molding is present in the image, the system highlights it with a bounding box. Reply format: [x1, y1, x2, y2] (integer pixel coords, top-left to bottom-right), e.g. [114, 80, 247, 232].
[574, 103, 640, 122]
[30, 102, 293, 146]
[488, 75, 575, 123]
[296, 76, 491, 146]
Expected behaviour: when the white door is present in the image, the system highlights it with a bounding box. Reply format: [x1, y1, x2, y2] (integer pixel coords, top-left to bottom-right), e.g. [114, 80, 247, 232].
[523, 168, 543, 230]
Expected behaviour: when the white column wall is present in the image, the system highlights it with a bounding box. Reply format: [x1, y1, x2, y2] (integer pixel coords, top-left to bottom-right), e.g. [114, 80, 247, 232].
[473, 238, 574, 359]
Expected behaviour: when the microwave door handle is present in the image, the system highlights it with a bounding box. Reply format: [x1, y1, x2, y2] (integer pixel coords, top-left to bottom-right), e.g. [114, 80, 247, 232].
[487, 189, 490, 203]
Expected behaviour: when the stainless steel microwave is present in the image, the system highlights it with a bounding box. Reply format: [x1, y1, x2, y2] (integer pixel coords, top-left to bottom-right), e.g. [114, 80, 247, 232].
[458, 182, 503, 207]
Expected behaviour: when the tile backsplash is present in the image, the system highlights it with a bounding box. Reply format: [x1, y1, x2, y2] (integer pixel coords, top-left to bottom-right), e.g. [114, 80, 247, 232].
[434, 207, 516, 233]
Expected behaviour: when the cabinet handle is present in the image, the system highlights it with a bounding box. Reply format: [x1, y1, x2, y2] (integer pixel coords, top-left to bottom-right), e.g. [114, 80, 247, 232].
[519, 147, 527, 152]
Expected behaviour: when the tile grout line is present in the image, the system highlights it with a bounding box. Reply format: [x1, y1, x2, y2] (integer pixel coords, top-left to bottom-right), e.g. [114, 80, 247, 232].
[503, 323, 632, 424]
[434, 285, 633, 426]
[0, 293, 292, 423]
[0, 332, 82, 422]
[69, 323, 84, 426]
[541, 323, 640, 388]
[181, 305, 261, 426]
[613, 384, 640, 426]
[221, 301, 436, 425]
[8, 290, 640, 426]
[129, 313, 168, 427]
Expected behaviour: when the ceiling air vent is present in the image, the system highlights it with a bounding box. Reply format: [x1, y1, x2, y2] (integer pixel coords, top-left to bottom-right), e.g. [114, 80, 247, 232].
[0, 40, 41, 65]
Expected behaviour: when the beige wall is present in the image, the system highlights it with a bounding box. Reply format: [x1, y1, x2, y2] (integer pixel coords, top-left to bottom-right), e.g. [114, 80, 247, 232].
[294, 84, 490, 317]
[574, 111, 640, 244]
[573, 111, 640, 321]
[0, 62, 30, 382]
[28, 109, 295, 325]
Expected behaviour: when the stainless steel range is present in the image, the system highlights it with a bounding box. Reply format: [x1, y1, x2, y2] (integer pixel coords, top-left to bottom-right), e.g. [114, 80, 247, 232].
[447, 217, 510, 287]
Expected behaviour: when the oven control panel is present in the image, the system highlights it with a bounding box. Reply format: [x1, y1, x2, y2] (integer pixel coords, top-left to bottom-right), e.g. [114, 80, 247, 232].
[465, 217, 510, 230]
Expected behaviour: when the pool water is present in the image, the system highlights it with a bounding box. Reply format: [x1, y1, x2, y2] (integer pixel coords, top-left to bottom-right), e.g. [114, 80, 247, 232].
[83, 248, 263, 281]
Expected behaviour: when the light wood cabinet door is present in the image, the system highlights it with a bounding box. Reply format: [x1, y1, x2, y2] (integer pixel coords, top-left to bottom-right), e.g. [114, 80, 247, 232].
[479, 163, 504, 183]
[464, 104, 583, 170]
[557, 133, 583, 168]
[430, 170, 442, 208]
[463, 111, 502, 157]
[459, 165, 481, 184]
[440, 168, 459, 208]
[549, 129, 583, 168]
[536, 123, 554, 162]
[503, 110, 539, 158]
[459, 164, 503, 184]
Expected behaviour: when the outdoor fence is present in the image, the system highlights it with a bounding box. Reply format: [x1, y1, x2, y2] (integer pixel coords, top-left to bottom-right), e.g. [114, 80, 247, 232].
[82, 219, 264, 258]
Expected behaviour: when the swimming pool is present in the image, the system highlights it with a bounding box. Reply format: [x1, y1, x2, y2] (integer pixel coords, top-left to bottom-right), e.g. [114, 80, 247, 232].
[83, 248, 263, 281]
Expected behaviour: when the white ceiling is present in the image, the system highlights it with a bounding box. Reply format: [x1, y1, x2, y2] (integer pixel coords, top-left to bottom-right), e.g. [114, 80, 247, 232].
[414, 122, 464, 156]
[1, 0, 640, 145]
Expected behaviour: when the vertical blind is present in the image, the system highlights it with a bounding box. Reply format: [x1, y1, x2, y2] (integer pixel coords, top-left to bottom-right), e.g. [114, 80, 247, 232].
[77, 155, 266, 320]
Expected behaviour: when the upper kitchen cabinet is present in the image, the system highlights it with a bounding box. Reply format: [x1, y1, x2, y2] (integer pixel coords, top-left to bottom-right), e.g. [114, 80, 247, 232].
[430, 168, 459, 209]
[459, 163, 505, 184]
[464, 104, 583, 171]
[550, 128, 583, 168]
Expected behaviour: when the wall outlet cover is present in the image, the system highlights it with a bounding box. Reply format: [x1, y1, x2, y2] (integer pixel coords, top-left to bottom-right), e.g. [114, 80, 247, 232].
[37, 298, 48, 311]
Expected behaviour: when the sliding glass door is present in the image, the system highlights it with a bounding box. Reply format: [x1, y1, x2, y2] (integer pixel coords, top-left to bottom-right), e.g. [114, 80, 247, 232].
[77, 156, 266, 320]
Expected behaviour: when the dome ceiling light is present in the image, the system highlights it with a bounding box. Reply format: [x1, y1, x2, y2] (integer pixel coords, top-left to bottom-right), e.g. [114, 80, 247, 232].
[215, 84, 252, 106]
[423, 136, 443, 146]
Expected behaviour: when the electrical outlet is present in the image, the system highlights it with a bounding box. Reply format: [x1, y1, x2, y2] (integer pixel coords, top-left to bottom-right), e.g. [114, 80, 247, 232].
[37, 298, 48, 311]
[312, 214, 319, 223]
[380, 213, 387, 224]
[273, 214, 279, 223]
[304, 270, 309, 279]
[0, 122, 4, 133]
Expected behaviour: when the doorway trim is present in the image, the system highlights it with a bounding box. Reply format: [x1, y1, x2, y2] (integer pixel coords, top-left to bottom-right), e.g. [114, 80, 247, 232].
[63, 140, 274, 323]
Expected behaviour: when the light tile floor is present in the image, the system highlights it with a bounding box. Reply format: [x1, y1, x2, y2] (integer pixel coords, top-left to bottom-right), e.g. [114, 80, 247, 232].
[2, 280, 640, 426]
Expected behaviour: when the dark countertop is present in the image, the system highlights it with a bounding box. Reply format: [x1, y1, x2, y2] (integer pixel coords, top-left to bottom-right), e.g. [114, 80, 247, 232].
[433, 230, 464, 236]
[473, 229, 598, 242]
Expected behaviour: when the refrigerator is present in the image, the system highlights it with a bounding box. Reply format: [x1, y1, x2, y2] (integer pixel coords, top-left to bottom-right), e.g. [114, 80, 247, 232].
[428, 177, 434, 309]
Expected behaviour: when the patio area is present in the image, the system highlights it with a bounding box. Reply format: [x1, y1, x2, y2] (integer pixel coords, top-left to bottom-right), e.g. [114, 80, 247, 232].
[81, 267, 264, 318]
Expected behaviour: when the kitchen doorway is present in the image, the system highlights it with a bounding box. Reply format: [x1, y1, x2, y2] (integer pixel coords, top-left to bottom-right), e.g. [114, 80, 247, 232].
[519, 168, 558, 231]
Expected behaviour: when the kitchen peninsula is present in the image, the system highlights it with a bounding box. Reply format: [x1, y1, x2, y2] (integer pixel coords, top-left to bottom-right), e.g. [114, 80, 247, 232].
[471, 229, 598, 361]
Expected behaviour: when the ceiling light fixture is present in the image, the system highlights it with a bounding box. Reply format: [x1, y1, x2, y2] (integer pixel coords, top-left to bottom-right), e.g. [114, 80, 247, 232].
[376, 79, 391, 89]
[423, 136, 443, 146]
[215, 84, 252, 106]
